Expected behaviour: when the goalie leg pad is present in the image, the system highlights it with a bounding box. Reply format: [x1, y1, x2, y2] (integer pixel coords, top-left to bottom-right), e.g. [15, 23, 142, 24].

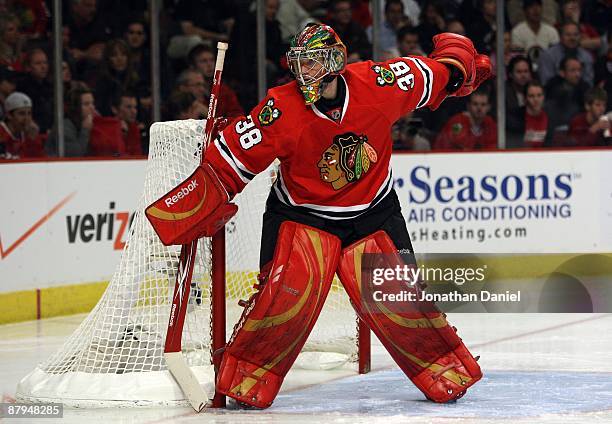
[337, 231, 482, 403]
[216, 221, 341, 408]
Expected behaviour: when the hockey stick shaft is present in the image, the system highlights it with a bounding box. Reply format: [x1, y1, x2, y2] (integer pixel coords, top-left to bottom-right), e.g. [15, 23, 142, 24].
[164, 42, 229, 412]
[202, 43, 228, 154]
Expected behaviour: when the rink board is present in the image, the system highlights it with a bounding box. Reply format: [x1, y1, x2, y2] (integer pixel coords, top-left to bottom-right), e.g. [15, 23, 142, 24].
[2, 150, 612, 323]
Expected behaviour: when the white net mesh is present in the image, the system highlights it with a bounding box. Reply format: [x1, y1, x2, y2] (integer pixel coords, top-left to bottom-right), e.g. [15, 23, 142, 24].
[16, 119, 359, 407]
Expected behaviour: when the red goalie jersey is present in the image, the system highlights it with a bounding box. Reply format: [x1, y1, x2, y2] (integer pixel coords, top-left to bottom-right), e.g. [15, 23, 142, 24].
[204, 57, 450, 220]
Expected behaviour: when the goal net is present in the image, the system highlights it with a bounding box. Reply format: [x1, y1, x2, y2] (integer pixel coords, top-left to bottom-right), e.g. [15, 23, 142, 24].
[16, 119, 364, 407]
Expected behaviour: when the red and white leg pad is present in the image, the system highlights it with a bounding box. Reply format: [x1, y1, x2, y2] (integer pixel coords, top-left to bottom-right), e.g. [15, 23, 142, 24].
[337, 230, 482, 403]
[215, 221, 341, 408]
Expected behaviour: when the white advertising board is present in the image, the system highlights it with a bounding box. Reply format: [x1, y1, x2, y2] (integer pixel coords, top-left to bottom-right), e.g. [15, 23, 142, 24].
[0, 160, 146, 292]
[2, 150, 611, 292]
[391, 150, 612, 253]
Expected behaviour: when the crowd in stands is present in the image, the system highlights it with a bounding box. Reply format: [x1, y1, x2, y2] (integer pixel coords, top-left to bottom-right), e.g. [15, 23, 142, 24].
[0, 0, 610, 160]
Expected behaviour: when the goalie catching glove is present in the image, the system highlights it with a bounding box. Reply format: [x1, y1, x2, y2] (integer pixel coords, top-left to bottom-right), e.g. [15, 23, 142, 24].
[428, 32, 492, 109]
[145, 118, 237, 246]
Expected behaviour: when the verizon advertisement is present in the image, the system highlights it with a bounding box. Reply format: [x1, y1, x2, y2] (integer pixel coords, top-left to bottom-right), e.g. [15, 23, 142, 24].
[392, 150, 612, 253]
[0, 160, 146, 292]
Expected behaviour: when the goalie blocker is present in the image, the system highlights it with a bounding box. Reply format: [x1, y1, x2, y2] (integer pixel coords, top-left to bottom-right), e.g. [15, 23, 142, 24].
[146, 163, 237, 245]
[146, 118, 236, 245]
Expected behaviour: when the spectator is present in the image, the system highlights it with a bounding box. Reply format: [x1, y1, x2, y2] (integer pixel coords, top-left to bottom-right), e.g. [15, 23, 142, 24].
[374, 0, 421, 28]
[0, 67, 17, 121]
[9, 0, 48, 39]
[277, 0, 320, 42]
[164, 91, 207, 121]
[64, 0, 113, 76]
[581, 0, 611, 37]
[594, 32, 611, 110]
[538, 21, 594, 87]
[89, 92, 143, 156]
[350, 0, 373, 29]
[175, 68, 207, 107]
[507, 56, 533, 111]
[559, 0, 601, 55]
[0, 92, 45, 159]
[62, 60, 81, 93]
[507, 81, 551, 148]
[446, 20, 466, 36]
[17, 48, 53, 133]
[169, 0, 234, 56]
[568, 87, 610, 147]
[48, 85, 96, 157]
[490, 31, 526, 70]
[466, 0, 496, 54]
[385, 25, 424, 59]
[511, 0, 559, 65]
[368, 0, 410, 56]
[123, 17, 150, 89]
[327, 0, 371, 63]
[507, 0, 559, 27]
[122, 17, 154, 124]
[392, 113, 430, 151]
[188, 44, 243, 118]
[545, 56, 590, 143]
[0, 14, 24, 71]
[226, 0, 286, 109]
[435, 90, 497, 150]
[415, 0, 446, 54]
[93, 39, 140, 116]
[61, 25, 77, 75]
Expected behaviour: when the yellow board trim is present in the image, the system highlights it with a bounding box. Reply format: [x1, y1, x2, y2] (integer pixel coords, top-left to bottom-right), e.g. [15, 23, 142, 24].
[0, 281, 108, 325]
[3, 253, 611, 326]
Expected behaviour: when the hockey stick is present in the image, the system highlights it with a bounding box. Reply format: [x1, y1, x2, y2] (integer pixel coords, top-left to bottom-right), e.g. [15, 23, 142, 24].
[164, 41, 229, 413]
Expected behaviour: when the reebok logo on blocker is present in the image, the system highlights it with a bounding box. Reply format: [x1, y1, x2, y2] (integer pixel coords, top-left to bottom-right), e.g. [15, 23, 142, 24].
[164, 179, 198, 207]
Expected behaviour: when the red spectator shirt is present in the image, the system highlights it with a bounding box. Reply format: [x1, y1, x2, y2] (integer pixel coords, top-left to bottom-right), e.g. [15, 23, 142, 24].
[89, 116, 143, 156]
[524, 109, 548, 148]
[204, 57, 449, 220]
[568, 112, 605, 147]
[0, 121, 45, 158]
[218, 85, 244, 118]
[435, 112, 497, 150]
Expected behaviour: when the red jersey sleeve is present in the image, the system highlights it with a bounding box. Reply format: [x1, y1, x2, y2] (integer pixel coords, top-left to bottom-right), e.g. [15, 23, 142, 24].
[369, 56, 450, 122]
[204, 93, 291, 197]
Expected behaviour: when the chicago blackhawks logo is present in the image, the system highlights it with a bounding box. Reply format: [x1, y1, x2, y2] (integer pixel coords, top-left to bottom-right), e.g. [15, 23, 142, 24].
[371, 64, 396, 86]
[258, 98, 282, 126]
[317, 133, 378, 190]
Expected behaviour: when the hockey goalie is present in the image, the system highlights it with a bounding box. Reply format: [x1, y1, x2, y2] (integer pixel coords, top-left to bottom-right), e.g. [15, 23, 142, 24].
[146, 24, 490, 409]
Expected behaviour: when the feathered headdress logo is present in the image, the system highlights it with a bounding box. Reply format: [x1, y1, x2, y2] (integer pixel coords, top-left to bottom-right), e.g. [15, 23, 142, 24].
[317, 133, 378, 190]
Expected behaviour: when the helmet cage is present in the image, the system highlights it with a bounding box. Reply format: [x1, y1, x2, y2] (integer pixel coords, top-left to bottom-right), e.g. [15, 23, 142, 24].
[287, 46, 346, 86]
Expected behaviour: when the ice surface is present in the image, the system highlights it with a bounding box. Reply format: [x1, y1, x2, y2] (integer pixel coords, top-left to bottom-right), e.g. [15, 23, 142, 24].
[1, 313, 611, 423]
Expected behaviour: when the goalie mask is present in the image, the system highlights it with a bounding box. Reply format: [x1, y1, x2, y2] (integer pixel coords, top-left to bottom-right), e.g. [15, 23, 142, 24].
[287, 24, 347, 105]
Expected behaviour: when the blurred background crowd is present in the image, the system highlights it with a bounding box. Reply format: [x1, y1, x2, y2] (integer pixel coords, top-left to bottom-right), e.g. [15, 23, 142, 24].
[0, 0, 610, 159]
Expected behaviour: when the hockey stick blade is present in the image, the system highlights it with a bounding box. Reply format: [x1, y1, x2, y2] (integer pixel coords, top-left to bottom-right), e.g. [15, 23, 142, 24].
[164, 352, 210, 411]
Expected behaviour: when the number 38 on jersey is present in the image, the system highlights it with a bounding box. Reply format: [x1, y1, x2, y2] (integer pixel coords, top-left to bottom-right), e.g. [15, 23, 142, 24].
[235, 116, 263, 150]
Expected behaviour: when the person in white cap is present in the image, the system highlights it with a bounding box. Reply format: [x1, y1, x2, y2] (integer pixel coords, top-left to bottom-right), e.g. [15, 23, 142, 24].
[0, 91, 45, 159]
